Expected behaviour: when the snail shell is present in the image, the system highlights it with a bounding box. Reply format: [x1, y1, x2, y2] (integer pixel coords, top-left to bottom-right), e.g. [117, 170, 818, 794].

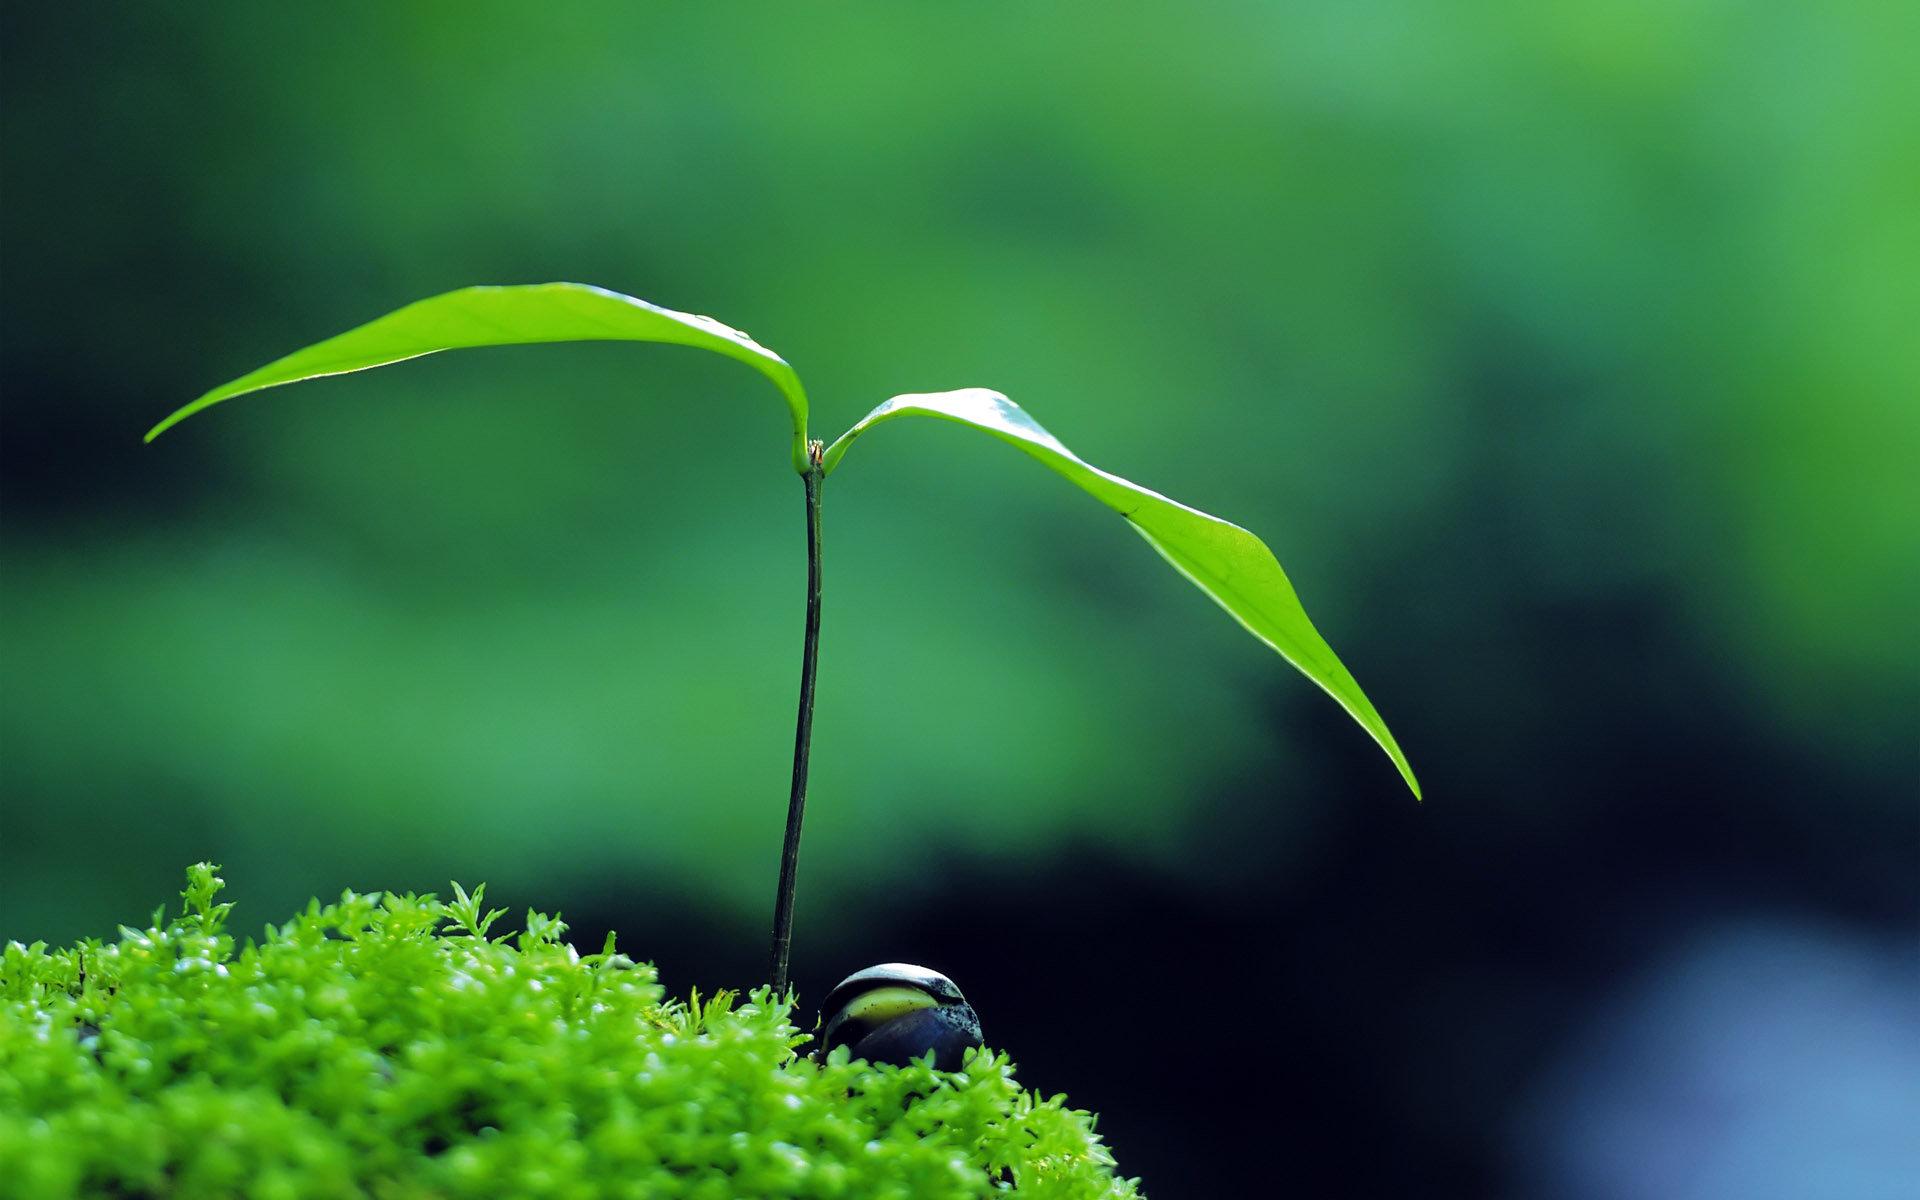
[818, 962, 983, 1071]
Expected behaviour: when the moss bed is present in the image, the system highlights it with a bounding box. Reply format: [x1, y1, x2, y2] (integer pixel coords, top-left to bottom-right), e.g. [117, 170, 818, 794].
[0, 866, 1138, 1199]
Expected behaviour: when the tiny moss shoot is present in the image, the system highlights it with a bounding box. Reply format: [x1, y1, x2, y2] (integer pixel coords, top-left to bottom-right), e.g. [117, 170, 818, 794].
[0, 866, 1140, 1199]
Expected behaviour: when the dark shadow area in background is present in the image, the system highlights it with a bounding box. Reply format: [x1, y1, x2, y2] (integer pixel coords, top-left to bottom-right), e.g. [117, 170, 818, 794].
[565, 746, 1913, 1197]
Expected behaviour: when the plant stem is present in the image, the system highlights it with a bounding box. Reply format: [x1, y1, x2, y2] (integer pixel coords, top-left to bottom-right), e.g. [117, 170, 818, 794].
[769, 443, 825, 996]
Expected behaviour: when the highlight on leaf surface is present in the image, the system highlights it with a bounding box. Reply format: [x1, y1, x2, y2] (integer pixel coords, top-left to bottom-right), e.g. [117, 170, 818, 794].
[822, 388, 1420, 797]
[143, 282, 814, 472]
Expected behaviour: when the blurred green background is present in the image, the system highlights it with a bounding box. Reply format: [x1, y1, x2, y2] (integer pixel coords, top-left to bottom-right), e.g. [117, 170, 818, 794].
[4, 4, 1915, 1196]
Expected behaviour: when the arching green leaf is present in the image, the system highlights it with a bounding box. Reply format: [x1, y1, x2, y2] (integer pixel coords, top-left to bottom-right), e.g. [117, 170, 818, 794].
[823, 388, 1420, 798]
[145, 283, 812, 471]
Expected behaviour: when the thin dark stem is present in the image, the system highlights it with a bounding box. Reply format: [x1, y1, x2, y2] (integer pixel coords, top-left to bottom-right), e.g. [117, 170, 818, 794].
[769, 443, 825, 995]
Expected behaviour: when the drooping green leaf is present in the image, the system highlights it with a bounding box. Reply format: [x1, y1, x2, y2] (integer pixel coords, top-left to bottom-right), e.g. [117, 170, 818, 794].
[822, 389, 1420, 797]
[145, 283, 812, 471]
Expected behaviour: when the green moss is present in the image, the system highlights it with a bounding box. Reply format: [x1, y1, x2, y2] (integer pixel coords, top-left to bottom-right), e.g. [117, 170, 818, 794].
[0, 866, 1139, 1200]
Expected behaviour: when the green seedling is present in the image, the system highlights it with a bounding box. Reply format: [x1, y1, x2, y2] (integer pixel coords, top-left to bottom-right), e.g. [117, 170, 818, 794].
[145, 282, 1419, 994]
